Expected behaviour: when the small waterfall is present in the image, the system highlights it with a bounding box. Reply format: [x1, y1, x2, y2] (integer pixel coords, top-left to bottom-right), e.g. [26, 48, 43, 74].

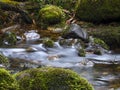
[54, 42, 63, 49]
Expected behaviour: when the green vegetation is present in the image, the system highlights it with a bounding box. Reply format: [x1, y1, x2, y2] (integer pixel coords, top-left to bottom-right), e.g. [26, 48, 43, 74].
[39, 5, 65, 25]
[0, 0, 18, 5]
[43, 38, 54, 47]
[76, 0, 120, 23]
[29, 0, 77, 12]
[88, 25, 120, 49]
[0, 68, 18, 90]
[15, 67, 94, 90]
[94, 38, 109, 50]
[0, 32, 17, 46]
[78, 48, 86, 57]
[0, 54, 9, 67]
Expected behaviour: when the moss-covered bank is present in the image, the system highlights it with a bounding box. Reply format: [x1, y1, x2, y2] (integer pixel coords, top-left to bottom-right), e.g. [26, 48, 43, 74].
[88, 25, 120, 49]
[76, 0, 120, 23]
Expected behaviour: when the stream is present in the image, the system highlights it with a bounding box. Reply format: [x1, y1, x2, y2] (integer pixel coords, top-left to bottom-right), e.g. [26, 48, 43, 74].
[0, 25, 120, 90]
[0, 39, 120, 90]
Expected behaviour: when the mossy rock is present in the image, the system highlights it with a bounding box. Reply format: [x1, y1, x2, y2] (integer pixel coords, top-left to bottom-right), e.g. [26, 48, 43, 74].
[0, 68, 18, 90]
[39, 5, 65, 25]
[15, 67, 94, 90]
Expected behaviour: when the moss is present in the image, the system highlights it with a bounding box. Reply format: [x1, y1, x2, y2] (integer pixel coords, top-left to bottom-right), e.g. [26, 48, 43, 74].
[43, 38, 54, 48]
[0, 0, 19, 5]
[39, 5, 65, 25]
[0, 32, 17, 46]
[15, 67, 94, 90]
[76, 0, 120, 23]
[0, 68, 19, 90]
[78, 48, 86, 57]
[94, 38, 109, 50]
[88, 25, 120, 49]
[0, 54, 9, 67]
[93, 49, 102, 55]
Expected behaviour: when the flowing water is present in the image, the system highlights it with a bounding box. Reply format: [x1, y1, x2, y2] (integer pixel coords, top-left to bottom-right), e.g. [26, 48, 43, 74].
[0, 30, 120, 90]
[0, 40, 120, 90]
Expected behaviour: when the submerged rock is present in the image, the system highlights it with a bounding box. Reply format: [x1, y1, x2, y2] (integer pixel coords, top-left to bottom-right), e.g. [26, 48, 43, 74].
[62, 24, 88, 41]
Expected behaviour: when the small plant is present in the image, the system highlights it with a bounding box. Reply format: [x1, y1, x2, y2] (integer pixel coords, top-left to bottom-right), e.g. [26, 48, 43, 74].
[75, 0, 120, 23]
[43, 38, 54, 47]
[78, 48, 86, 57]
[94, 38, 109, 50]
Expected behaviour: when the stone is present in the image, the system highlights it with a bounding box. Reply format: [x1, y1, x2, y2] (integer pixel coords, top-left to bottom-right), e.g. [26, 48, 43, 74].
[62, 24, 88, 41]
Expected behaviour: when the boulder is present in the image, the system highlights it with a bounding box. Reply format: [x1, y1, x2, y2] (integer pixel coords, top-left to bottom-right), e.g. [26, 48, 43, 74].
[62, 24, 88, 41]
[15, 67, 94, 90]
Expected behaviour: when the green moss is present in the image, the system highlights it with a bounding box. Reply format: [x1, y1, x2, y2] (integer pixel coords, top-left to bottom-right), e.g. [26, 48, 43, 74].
[88, 25, 120, 49]
[15, 67, 94, 90]
[94, 38, 109, 50]
[39, 5, 65, 25]
[78, 48, 86, 57]
[0, 0, 19, 5]
[43, 38, 54, 47]
[76, 0, 120, 23]
[0, 68, 19, 90]
[0, 32, 17, 46]
[0, 54, 9, 67]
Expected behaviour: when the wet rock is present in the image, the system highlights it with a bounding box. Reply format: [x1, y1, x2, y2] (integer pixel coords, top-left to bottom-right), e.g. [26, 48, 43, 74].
[23, 30, 40, 41]
[26, 47, 38, 52]
[62, 24, 88, 41]
[47, 55, 59, 60]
